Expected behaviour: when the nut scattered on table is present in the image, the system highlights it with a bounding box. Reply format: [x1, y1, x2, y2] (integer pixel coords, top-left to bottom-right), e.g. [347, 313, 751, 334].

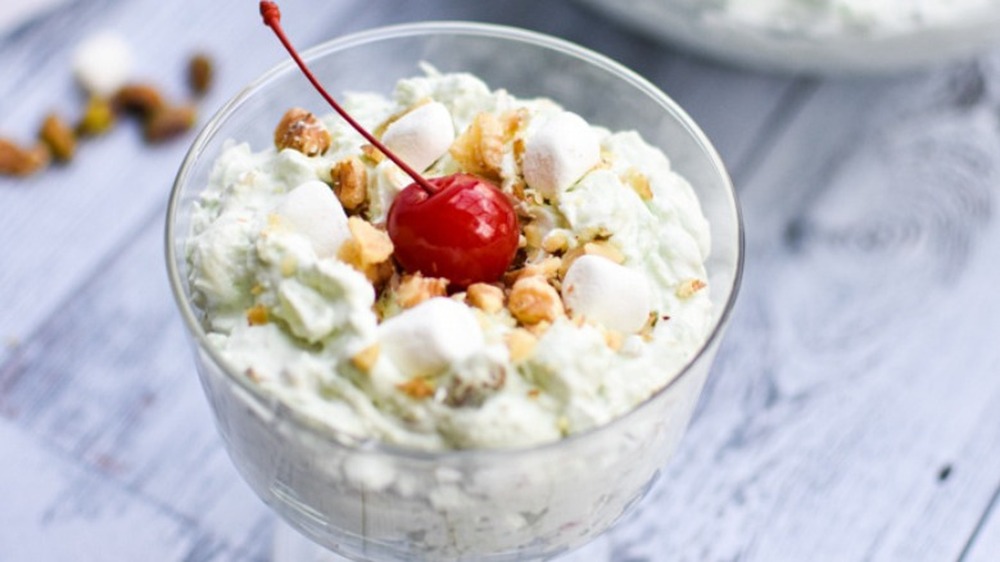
[0, 139, 50, 177]
[144, 104, 197, 143]
[76, 96, 117, 137]
[187, 53, 214, 97]
[38, 114, 77, 163]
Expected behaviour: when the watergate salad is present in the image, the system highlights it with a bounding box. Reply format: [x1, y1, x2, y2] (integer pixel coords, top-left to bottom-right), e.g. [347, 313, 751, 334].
[185, 66, 713, 450]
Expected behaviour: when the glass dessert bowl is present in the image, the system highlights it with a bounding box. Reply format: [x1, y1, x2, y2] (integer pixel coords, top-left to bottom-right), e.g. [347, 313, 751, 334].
[577, 0, 1000, 74]
[166, 21, 742, 561]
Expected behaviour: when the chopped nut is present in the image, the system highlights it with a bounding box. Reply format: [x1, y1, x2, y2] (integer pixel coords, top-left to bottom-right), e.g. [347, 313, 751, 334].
[466, 283, 505, 314]
[510, 178, 528, 202]
[360, 143, 385, 164]
[558, 246, 586, 278]
[76, 96, 116, 137]
[523, 222, 545, 250]
[112, 83, 166, 117]
[346, 217, 394, 263]
[280, 255, 298, 277]
[449, 112, 504, 181]
[39, 113, 76, 162]
[525, 320, 553, 336]
[351, 344, 380, 373]
[246, 304, 269, 326]
[559, 242, 624, 278]
[583, 241, 625, 264]
[397, 376, 436, 400]
[0, 138, 49, 177]
[603, 329, 624, 351]
[541, 230, 570, 254]
[144, 104, 196, 143]
[445, 366, 505, 407]
[187, 53, 213, 97]
[506, 328, 538, 362]
[513, 137, 527, 168]
[499, 108, 529, 140]
[638, 311, 659, 338]
[676, 278, 707, 299]
[508, 275, 564, 326]
[506, 256, 563, 286]
[338, 217, 394, 285]
[623, 168, 653, 200]
[274, 107, 331, 156]
[331, 156, 368, 211]
[396, 272, 448, 309]
[527, 388, 541, 399]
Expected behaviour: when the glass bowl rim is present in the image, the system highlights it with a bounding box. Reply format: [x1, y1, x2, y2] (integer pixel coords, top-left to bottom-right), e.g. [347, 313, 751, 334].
[164, 20, 745, 461]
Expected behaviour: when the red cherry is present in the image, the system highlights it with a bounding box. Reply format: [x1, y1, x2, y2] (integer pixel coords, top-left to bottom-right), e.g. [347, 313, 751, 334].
[388, 174, 519, 287]
[261, 2, 521, 286]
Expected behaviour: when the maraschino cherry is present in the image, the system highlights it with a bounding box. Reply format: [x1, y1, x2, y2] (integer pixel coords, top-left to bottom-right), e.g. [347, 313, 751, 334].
[260, 2, 519, 287]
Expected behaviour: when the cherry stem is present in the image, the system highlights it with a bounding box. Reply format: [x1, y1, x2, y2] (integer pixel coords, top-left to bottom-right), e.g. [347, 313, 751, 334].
[259, 1, 436, 195]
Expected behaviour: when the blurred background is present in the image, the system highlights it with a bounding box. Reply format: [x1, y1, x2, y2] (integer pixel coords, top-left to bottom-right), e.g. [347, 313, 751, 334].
[2, 0, 1000, 560]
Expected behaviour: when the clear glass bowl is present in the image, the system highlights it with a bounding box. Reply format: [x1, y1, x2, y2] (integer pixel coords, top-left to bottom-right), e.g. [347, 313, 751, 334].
[577, 0, 1000, 74]
[165, 22, 743, 562]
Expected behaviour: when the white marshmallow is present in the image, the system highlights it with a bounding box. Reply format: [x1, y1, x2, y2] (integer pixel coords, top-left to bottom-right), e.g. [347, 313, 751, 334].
[274, 180, 350, 259]
[561, 254, 652, 334]
[378, 297, 485, 378]
[72, 31, 133, 97]
[522, 111, 601, 200]
[381, 102, 455, 172]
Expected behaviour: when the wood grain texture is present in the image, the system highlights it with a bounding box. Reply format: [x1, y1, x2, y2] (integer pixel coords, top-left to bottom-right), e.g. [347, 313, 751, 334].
[3, 0, 1000, 561]
[594, 55, 1000, 562]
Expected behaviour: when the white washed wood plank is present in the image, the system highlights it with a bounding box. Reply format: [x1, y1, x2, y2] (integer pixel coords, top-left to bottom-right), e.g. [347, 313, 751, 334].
[594, 52, 1000, 561]
[0, 212, 274, 558]
[964, 498, 1000, 562]
[0, 419, 244, 562]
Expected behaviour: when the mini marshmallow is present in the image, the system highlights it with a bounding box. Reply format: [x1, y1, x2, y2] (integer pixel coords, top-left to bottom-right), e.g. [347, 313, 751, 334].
[378, 297, 485, 378]
[274, 180, 350, 259]
[73, 31, 134, 97]
[522, 111, 601, 200]
[561, 254, 652, 334]
[381, 102, 455, 172]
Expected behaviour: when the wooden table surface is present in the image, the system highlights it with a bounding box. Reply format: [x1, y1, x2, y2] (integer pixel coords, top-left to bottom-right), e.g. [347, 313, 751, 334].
[3, 1, 1000, 560]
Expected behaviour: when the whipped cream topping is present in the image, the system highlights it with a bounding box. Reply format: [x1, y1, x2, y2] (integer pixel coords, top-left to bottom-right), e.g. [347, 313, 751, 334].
[187, 68, 713, 450]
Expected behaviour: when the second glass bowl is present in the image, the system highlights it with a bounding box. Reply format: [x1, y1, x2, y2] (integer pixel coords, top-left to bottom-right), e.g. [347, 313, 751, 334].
[578, 0, 1000, 74]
